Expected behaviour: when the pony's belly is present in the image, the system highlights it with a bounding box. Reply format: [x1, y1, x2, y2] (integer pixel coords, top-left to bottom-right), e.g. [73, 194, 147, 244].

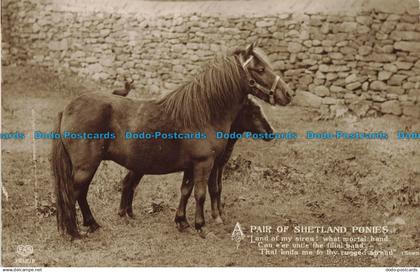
[138, 167, 185, 175]
[106, 141, 190, 174]
[127, 156, 188, 174]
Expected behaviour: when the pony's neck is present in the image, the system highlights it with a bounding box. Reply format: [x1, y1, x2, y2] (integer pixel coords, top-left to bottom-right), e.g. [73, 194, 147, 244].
[215, 94, 246, 129]
[158, 55, 249, 129]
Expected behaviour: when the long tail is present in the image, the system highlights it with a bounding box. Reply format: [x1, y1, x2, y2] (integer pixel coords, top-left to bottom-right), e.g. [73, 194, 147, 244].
[52, 112, 79, 238]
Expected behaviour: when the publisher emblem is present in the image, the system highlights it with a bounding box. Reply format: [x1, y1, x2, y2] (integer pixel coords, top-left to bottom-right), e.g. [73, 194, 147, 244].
[16, 245, 33, 257]
[231, 222, 245, 249]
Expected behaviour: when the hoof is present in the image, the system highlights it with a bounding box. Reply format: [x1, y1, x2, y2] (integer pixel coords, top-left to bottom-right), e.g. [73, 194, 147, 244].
[214, 216, 224, 225]
[69, 232, 82, 241]
[118, 209, 126, 217]
[196, 227, 208, 239]
[87, 222, 101, 233]
[119, 207, 135, 218]
[175, 215, 190, 232]
[126, 208, 134, 218]
[176, 221, 190, 232]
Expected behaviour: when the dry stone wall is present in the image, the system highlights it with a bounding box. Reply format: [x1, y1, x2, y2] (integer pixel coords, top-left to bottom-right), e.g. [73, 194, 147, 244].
[2, 0, 420, 118]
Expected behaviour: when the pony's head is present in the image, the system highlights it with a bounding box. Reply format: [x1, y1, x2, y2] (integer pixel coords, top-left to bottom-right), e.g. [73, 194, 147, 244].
[158, 40, 291, 129]
[235, 41, 292, 106]
[233, 96, 274, 142]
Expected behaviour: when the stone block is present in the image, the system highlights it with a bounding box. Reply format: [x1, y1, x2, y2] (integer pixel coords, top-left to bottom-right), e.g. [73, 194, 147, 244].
[294, 91, 322, 108]
[381, 100, 402, 115]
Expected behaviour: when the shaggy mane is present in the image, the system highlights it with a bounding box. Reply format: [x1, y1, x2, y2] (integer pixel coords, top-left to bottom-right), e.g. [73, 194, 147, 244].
[157, 56, 245, 129]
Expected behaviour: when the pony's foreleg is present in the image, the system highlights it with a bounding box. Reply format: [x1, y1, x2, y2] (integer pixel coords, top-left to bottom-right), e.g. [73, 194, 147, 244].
[208, 167, 223, 224]
[175, 169, 193, 231]
[118, 171, 143, 218]
[193, 159, 214, 235]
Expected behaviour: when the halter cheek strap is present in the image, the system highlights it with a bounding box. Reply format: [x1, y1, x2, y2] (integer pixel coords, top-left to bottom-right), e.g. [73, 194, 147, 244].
[242, 55, 253, 69]
[240, 54, 278, 105]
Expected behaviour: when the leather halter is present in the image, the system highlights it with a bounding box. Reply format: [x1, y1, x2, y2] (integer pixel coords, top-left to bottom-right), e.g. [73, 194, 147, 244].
[239, 53, 279, 105]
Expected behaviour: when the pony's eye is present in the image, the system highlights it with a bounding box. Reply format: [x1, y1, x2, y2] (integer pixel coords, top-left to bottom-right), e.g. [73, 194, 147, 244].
[258, 67, 265, 73]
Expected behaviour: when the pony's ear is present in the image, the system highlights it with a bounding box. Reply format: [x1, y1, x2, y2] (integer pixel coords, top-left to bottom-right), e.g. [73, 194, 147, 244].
[244, 39, 260, 56]
[244, 42, 255, 57]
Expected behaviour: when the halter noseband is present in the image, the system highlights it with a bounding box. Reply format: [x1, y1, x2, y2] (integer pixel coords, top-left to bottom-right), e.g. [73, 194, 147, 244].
[239, 53, 279, 105]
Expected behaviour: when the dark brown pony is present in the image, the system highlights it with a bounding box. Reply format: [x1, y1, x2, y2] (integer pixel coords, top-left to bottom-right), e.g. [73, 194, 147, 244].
[118, 97, 274, 230]
[52, 42, 291, 238]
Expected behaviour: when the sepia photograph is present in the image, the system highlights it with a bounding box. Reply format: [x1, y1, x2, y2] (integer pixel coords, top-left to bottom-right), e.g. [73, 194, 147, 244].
[1, 0, 420, 269]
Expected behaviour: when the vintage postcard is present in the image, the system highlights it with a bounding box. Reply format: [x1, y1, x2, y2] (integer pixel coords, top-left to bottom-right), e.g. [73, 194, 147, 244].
[1, 0, 419, 269]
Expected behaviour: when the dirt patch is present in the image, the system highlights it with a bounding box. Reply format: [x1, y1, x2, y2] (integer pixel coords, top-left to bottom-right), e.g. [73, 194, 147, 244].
[1, 65, 420, 266]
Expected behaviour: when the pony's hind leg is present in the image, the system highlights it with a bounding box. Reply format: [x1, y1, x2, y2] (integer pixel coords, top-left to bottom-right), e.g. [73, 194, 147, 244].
[175, 169, 193, 231]
[73, 165, 101, 233]
[119, 171, 143, 218]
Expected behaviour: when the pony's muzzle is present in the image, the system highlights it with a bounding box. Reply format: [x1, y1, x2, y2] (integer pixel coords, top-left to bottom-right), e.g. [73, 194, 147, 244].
[275, 78, 292, 106]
